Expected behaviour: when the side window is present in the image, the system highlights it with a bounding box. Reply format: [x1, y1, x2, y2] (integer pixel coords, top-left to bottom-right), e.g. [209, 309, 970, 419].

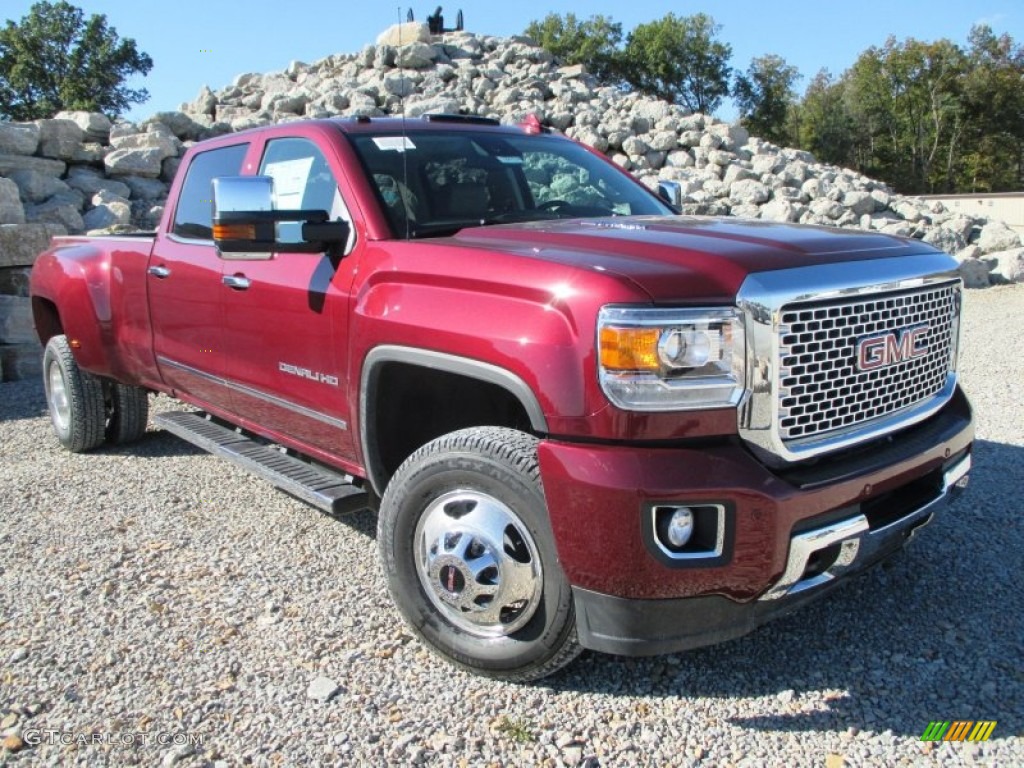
[172, 143, 248, 239]
[259, 137, 352, 246]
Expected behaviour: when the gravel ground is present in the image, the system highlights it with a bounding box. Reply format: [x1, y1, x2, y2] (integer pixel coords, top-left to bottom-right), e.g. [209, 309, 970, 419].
[1, 285, 1022, 767]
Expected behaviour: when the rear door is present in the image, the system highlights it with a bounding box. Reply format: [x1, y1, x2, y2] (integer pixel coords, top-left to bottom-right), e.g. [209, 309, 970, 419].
[149, 142, 249, 408]
[220, 135, 359, 460]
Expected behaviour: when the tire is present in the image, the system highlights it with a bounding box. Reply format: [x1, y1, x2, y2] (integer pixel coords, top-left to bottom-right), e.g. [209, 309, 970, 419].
[42, 334, 106, 453]
[105, 382, 149, 444]
[378, 427, 581, 682]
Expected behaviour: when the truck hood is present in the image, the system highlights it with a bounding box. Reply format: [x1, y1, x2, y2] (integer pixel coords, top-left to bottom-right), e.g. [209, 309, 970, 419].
[452, 216, 938, 302]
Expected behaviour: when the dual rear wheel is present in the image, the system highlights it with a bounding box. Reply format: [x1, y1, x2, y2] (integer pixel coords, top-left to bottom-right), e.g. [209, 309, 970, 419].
[43, 334, 149, 452]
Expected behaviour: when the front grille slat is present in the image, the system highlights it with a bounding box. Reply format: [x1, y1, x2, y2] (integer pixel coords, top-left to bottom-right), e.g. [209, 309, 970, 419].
[777, 282, 958, 442]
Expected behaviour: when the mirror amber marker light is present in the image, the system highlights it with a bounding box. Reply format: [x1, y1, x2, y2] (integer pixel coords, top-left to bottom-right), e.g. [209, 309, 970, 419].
[213, 223, 257, 240]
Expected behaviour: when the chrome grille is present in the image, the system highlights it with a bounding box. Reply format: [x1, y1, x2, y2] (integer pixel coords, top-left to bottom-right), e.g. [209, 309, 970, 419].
[778, 281, 958, 442]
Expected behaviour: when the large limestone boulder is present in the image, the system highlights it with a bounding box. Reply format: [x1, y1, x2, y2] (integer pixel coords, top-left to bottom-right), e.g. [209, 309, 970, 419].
[729, 179, 771, 205]
[0, 122, 40, 156]
[190, 85, 218, 116]
[24, 194, 84, 232]
[83, 199, 133, 231]
[145, 111, 207, 141]
[7, 170, 72, 204]
[0, 154, 66, 177]
[53, 111, 112, 142]
[404, 96, 461, 118]
[376, 22, 431, 47]
[65, 167, 132, 199]
[397, 43, 439, 69]
[0, 295, 35, 344]
[36, 118, 85, 160]
[121, 176, 167, 200]
[0, 223, 66, 267]
[0, 178, 26, 225]
[110, 131, 178, 159]
[0, 344, 43, 382]
[989, 247, 1024, 283]
[976, 220, 1021, 254]
[956, 252, 994, 289]
[104, 148, 168, 178]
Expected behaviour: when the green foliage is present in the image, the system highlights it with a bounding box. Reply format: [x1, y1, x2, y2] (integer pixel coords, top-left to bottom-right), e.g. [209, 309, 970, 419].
[621, 13, 732, 114]
[794, 27, 1023, 193]
[958, 25, 1024, 191]
[493, 716, 535, 743]
[791, 70, 856, 167]
[524, 13, 623, 81]
[733, 54, 800, 145]
[0, 1, 152, 121]
[524, 12, 733, 114]
[846, 36, 967, 193]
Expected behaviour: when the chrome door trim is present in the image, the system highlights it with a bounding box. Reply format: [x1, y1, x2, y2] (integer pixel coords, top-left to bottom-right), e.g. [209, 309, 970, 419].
[157, 355, 348, 431]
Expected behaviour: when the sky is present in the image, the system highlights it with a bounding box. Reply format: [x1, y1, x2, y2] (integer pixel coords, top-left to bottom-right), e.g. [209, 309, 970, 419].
[3, 1, 1022, 123]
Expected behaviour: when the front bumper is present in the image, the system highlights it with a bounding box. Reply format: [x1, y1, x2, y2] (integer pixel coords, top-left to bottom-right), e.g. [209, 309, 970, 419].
[572, 453, 969, 656]
[537, 387, 973, 655]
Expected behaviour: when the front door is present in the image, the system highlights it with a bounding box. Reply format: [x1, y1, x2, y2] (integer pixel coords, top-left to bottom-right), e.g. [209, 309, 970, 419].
[221, 137, 358, 460]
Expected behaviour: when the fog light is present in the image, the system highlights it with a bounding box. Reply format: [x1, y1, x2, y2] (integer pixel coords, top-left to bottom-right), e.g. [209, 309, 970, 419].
[666, 507, 694, 547]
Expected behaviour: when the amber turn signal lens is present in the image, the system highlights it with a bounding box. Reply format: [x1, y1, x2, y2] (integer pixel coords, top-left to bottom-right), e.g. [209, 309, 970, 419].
[599, 326, 660, 371]
[212, 223, 256, 240]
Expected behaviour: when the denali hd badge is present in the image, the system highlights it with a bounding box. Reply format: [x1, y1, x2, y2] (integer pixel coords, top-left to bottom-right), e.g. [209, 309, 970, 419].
[856, 325, 930, 371]
[279, 361, 339, 386]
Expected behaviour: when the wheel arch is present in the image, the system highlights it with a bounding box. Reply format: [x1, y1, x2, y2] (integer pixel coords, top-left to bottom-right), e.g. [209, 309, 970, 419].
[31, 296, 64, 344]
[360, 346, 549, 495]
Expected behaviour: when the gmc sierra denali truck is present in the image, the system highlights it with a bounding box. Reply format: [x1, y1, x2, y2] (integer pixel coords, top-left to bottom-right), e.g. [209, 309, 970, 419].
[30, 115, 973, 681]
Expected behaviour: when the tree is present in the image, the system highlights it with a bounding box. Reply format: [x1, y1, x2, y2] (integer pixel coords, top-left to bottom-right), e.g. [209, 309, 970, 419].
[845, 37, 967, 192]
[524, 13, 623, 81]
[794, 70, 857, 167]
[733, 54, 800, 144]
[620, 13, 732, 114]
[958, 25, 1024, 190]
[0, 1, 152, 121]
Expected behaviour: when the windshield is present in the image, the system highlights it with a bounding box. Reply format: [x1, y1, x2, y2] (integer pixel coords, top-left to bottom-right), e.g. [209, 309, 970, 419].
[347, 131, 673, 239]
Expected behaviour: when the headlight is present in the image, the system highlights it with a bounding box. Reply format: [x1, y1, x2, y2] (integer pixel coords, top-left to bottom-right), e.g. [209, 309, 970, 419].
[597, 306, 746, 410]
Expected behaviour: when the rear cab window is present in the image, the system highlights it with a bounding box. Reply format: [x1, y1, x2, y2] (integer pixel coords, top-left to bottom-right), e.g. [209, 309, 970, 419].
[171, 143, 249, 240]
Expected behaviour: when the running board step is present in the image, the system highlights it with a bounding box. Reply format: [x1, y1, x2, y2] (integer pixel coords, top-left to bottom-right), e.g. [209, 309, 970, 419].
[154, 411, 369, 515]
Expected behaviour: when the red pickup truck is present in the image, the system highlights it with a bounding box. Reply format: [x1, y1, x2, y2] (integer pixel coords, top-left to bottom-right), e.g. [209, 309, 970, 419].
[30, 115, 973, 681]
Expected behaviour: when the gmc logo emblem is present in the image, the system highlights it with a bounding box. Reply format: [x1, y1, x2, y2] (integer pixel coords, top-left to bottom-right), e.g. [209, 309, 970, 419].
[856, 325, 930, 371]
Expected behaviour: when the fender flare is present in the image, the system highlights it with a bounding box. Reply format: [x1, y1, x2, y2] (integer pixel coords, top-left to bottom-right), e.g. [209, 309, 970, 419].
[359, 345, 549, 495]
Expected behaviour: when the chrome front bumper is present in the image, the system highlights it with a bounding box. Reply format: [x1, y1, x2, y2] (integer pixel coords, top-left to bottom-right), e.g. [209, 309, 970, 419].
[760, 453, 971, 601]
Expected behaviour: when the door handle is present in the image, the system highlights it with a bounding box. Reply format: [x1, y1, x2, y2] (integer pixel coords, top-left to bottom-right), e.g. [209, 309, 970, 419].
[147, 265, 171, 279]
[222, 274, 251, 290]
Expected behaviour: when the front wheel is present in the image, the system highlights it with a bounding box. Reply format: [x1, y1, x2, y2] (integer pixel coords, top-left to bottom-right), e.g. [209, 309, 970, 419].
[378, 427, 581, 681]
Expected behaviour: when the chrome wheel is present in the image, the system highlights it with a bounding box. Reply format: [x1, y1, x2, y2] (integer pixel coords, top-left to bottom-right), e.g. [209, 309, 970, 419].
[47, 360, 70, 432]
[414, 489, 543, 637]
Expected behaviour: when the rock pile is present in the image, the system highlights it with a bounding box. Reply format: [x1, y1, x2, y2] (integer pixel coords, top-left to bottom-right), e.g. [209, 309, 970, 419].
[0, 24, 1022, 379]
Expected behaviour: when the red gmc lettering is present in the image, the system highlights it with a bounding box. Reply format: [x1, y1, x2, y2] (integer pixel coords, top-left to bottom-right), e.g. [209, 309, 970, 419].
[858, 326, 930, 371]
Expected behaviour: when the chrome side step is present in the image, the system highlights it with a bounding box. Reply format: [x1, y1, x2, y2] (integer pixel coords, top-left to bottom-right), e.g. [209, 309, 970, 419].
[154, 411, 369, 515]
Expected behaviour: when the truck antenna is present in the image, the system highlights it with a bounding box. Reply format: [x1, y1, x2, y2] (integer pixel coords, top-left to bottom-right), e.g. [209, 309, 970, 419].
[398, 7, 411, 240]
